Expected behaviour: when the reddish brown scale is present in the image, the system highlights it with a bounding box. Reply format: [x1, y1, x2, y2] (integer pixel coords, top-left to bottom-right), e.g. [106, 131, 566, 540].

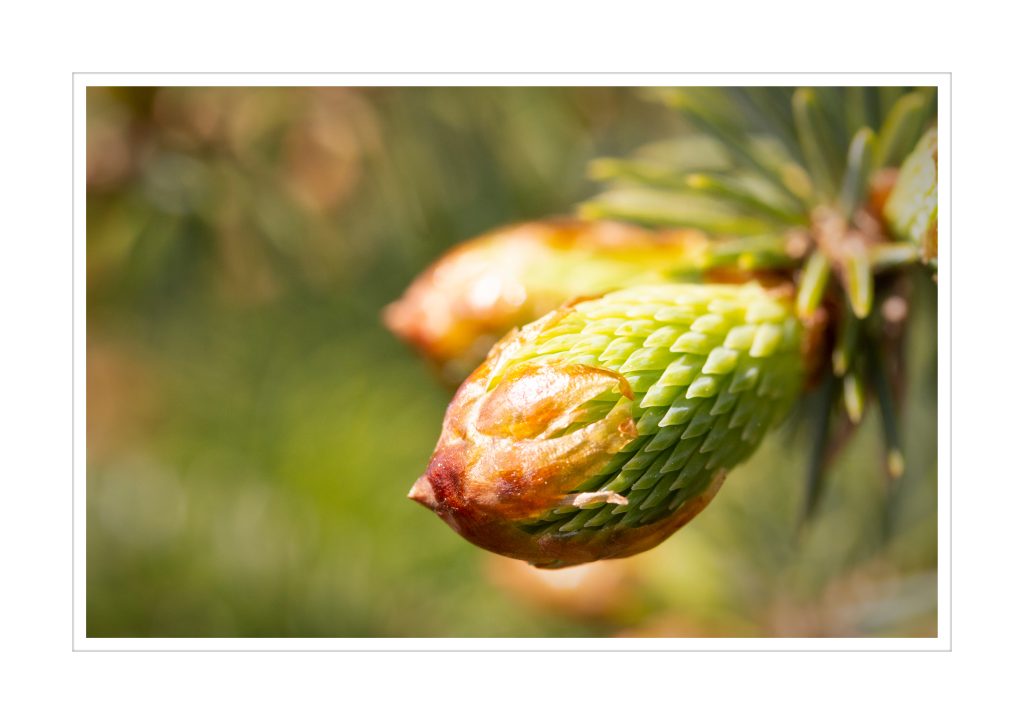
[800, 306, 832, 390]
[868, 168, 900, 219]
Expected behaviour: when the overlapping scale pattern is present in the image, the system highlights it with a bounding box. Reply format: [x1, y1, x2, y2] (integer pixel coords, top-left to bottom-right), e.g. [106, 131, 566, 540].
[497, 283, 804, 537]
[411, 282, 806, 567]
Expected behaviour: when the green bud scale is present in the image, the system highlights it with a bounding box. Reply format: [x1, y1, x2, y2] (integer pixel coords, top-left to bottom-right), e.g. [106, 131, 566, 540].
[410, 282, 805, 568]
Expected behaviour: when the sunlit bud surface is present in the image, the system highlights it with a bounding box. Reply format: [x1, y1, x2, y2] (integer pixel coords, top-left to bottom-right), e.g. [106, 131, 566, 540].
[410, 282, 805, 568]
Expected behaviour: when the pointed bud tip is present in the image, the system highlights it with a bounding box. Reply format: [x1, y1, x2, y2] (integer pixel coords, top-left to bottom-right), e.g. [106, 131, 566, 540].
[381, 298, 412, 337]
[408, 475, 438, 510]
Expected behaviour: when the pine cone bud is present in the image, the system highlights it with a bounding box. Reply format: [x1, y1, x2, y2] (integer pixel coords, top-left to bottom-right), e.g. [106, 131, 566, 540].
[410, 282, 805, 568]
[384, 219, 709, 384]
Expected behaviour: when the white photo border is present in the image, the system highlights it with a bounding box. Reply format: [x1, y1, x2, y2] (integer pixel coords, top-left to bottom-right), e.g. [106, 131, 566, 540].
[72, 71, 951, 652]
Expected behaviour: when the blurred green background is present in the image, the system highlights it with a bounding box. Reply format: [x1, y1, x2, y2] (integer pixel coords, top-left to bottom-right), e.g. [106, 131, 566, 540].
[86, 87, 937, 637]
